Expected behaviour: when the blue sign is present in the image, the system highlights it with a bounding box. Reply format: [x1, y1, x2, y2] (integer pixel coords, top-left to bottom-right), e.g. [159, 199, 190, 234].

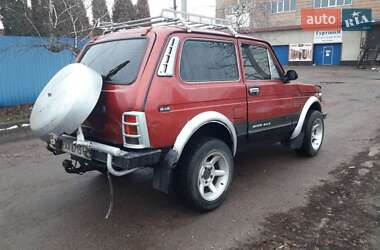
[342, 8, 372, 31]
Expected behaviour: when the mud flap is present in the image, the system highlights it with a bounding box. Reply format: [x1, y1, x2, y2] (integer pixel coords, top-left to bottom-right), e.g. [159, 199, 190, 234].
[291, 131, 304, 149]
[153, 149, 178, 194]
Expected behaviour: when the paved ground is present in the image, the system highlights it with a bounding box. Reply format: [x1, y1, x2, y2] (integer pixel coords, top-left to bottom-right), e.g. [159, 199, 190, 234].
[235, 136, 380, 249]
[1, 66, 380, 250]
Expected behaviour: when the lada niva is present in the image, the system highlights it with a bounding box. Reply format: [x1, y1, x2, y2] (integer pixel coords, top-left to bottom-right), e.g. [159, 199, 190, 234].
[30, 11, 325, 211]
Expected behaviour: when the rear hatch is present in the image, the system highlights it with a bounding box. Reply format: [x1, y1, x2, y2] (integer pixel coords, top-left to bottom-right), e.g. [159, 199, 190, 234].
[79, 37, 149, 145]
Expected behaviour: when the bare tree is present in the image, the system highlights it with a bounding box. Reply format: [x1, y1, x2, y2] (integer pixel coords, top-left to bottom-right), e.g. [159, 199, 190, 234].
[92, 0, 110, 23]
[0, 0, 32, 35]
[31, 0, 50, 36]
[226, 0, 252, 32]
[226, 0, 273, 32]
[112, 0, 136, 23]
[1, 0, 95, 55]
[136, 0, 150, 19]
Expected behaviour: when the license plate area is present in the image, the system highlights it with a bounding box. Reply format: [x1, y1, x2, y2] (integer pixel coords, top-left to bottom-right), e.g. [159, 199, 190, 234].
[62, 139, 91, 160]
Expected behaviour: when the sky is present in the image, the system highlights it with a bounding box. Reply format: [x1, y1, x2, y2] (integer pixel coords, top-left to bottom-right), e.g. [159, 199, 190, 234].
[0, 0, 216, 30]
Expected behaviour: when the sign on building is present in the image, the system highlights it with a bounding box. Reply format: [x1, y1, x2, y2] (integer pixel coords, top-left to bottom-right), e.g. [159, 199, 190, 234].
[301, 8, 341, 31]
[342, 8, 372, 31]
[314, 30, 342, 43]
[289, 43, 313, 62]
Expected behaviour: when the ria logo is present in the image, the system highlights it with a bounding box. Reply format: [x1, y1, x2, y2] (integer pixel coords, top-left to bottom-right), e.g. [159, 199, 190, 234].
[342, 9, 372, 31]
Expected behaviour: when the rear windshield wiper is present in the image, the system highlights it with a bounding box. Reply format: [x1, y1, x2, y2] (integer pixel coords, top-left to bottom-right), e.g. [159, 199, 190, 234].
[103, 60, 130, 81]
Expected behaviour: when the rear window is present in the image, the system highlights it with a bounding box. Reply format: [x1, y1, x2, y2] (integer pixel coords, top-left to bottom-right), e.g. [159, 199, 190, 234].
[80, 38, 147, 84]
[180, 40, 239, 82]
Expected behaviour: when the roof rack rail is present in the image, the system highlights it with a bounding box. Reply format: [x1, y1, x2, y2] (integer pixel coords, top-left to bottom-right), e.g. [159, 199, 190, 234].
[96, 9, 239, 37]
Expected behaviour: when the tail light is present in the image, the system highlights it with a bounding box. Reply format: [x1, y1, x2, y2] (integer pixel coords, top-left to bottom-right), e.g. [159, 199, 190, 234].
[122, 112, 150, 149]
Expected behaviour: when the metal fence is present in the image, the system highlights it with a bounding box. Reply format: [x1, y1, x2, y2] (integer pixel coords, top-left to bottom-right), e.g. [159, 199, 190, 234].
[0, 36, 76, 107]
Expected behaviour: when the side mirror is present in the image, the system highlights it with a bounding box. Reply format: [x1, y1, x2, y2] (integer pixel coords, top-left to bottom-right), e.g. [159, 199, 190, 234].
[284, 70, 298, 82]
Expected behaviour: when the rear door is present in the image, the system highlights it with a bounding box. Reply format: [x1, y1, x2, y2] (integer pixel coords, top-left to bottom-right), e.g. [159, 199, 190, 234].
[238, 39, 300, 141]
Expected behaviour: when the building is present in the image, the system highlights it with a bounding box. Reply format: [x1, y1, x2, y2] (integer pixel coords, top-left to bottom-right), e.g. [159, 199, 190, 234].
[216, 0, 380, 66]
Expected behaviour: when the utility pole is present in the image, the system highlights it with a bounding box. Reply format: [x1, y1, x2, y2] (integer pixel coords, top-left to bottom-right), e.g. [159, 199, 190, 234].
[181, 0, 187, 13]
[173, 0, 177, 11]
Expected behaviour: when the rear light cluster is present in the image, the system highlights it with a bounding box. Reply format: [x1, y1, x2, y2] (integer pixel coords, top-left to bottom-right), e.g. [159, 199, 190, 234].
[122, 112, 151, 149]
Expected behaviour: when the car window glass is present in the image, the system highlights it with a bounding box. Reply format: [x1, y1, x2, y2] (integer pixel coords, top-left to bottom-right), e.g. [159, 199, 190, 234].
[180, 40, 239, 82]
[241, 44, 280, 81]
[268, 51, 281, 79]
[80, 38, 147, 84]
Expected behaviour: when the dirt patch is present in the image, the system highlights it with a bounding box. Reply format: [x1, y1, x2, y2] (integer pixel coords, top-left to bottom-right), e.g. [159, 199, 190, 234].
[232, 137, 380, 250]
[0, 104, 32, 126]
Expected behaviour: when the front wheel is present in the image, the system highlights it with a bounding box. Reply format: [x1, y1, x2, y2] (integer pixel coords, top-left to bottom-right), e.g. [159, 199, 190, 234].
[295, 110, 324, 157]
[175, 137, 234, 211]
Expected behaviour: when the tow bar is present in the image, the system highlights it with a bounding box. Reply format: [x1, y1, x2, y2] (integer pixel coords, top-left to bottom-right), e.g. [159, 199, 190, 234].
[67, 128, 141, 219]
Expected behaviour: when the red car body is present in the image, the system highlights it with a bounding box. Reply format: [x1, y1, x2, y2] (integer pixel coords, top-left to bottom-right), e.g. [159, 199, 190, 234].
[79, 26, 321, 150]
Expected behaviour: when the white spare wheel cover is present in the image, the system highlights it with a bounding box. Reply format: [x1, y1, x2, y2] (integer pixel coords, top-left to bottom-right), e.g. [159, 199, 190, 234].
[30, 63, 102, 139]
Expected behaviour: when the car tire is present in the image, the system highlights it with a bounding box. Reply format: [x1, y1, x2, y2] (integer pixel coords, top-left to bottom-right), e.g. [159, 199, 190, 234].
[174, 137, 234, 211]
[295, 110, 324, 157]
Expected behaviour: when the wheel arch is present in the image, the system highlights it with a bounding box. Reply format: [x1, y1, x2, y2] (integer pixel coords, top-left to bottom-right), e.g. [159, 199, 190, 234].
[173, 111, 237, 163]
[291, 96, 322, 139]
[309, 101, 322, 112]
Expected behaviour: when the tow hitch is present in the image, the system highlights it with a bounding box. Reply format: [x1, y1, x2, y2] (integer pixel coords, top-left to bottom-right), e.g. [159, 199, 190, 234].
[62, 159, 104, 174]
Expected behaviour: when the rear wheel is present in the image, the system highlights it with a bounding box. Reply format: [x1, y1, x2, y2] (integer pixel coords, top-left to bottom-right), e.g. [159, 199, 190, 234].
[175, 137, 234, 211]
[295, 110, 324, 157]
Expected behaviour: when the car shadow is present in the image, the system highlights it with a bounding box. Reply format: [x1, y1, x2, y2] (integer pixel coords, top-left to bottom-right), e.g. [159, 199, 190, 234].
[77, 142, 303, 217]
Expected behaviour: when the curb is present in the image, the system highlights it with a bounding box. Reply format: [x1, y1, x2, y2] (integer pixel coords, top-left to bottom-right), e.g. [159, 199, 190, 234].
[0, 120, 35, 145]
[0, 127, 35, 145]
[0, 119, 30, 130]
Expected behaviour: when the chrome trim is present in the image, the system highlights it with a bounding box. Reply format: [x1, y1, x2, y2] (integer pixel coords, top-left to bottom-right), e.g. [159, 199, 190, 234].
[122, 111, 151, 149]
[158, 36, 180, 76]
[248, 87, 260, 96]
[71, 134, 123, 156]
[291, 96, 321, 139]
[106, 154, 139, 176]
[173, 111, 237, 162]
[63, 134, 140, 177]
[63, 133, 158, 177]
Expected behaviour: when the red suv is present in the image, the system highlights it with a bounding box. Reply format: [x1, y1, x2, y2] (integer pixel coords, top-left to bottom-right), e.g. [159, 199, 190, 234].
[31, 12, 325, 211]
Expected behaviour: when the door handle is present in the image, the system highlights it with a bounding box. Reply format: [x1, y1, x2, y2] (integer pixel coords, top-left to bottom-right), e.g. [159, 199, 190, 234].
[249, 87, 260, 96]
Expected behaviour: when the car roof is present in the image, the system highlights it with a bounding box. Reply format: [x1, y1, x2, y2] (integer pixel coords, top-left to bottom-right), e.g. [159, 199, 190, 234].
[91, 25, 269, 46]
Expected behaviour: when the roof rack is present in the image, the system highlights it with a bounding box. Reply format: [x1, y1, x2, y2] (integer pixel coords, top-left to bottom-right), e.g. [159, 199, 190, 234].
[96, 9, 239, 37]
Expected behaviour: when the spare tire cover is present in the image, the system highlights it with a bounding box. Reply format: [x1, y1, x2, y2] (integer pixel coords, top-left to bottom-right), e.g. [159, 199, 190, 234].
[30, 63, 102, 139]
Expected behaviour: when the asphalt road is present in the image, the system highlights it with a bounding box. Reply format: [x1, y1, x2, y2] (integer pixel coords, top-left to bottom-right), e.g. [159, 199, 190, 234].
[1, 66, 380, 250]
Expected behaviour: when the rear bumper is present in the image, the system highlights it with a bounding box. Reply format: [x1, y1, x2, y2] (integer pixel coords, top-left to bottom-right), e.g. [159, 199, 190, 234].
[48, 133, 173, 193]
[52, 134, 161, 171]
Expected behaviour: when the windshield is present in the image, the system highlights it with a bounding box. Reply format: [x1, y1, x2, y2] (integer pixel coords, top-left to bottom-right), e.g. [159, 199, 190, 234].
[80, 38, 147, 84]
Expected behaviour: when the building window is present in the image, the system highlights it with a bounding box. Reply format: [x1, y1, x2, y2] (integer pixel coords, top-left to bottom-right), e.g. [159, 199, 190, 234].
[313, 0, 352, 8]
[271, 0, 296, 14]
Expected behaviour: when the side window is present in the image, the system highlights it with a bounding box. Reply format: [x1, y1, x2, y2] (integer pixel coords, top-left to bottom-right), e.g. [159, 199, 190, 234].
[180, 39, 239, 82]
[241, 44, 280, 80]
